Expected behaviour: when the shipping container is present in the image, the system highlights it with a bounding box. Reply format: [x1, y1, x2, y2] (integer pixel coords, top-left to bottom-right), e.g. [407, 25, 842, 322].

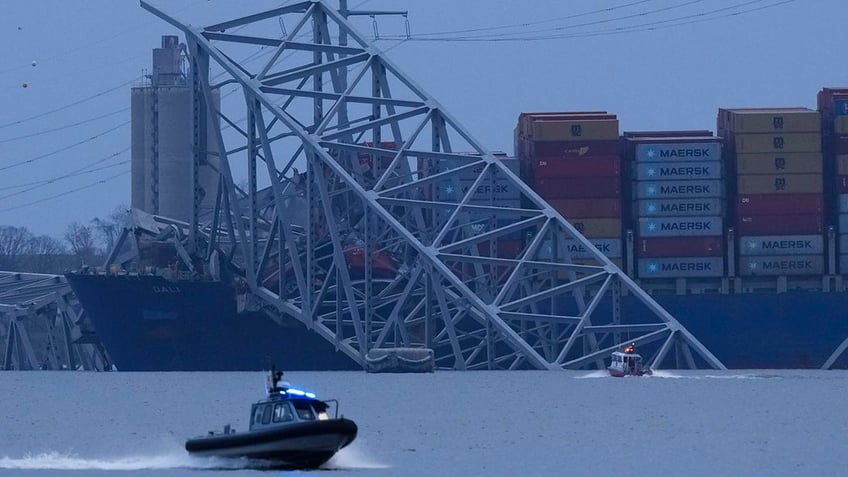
[838, 233, 848, 252]
[623, 130, 713, 138]
[727, 109, 820, 133]
[634, 161, 722, 181]
[738, 235, 824, 256]
[838, 214, 848, 233]
[533, 177, 621, 199]
[736, 193, 823, 215]
[636, 236, 723, 258]
[835, 116, 848, 134]
[437, 180, 521, 203]
[517, 112, 613, 137]
[473, 240, 524, 260]
[634, 180, 723, 199]
[568, 258, 624, 270]
[636, 198, 724, 217]
[526, 140, 619, 159]
[637, 257, 724, 278]
[634, 142, 722, 162]
[833, 135, 848, 155]
[547, 197, 622, 219]
[736, 214, 823, 235]
[637, 216, 723, 237]
[839, 194, 848, 214]
[837, 176, 848, 194]
[734, 133, 822, 153]
[837, 156, 848, 176]
[738, 255, 824, 277]
[570, 218, 623, 238]
[539, 238, 623, 259]
[530, 119, 619, 141]
[527, 155, 620, 179]
[736, 174, 822, 195]
[840, 254, 848, 274]
[735, 153, 823, 175]
[432, 156, 519, 176]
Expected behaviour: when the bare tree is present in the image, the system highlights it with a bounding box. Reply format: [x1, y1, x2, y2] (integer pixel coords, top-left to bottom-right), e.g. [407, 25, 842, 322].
[65, 222, 98, 266]
[0, 225, 33, 270]
[24, 235, 67, 273]
[92, 204, 131, 253]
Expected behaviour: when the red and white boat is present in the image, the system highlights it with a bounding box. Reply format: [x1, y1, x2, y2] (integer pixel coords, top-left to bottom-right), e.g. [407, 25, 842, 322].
[608, 343, 653, 377]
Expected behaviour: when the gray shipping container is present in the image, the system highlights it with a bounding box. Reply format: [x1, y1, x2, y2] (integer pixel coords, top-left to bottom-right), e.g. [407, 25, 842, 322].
[840, 194, 848, 214]
[840, 214, 848, 233]
[738, 255, 824, 276]
[635, 142, 722, 162]
[838, 233, 848, 252]
[738, 235, 824, 256]
[636, 198, 724, 217]
[840, 254, 848, 274]
[635, 180, 724, 199]
[638, 216, 723, 237]
[634, 161, 722, 181]
[637, 257, 725, 278]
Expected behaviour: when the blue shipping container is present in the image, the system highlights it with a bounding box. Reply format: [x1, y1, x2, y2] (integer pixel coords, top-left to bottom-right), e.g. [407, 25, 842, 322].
[635, 143, 722, 162]
[638, 216, 723, 237]
[635, 180, 724, 199]
[637, 257, 725, 278]
[634, 161, 722, 181]
[738, 235, 824, 256]
[636, 198, 724, 217]
[738, 255, 824, 276]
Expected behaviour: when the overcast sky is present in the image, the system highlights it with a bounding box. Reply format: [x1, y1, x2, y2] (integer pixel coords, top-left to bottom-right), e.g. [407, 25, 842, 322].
[0, 0, 845, 239]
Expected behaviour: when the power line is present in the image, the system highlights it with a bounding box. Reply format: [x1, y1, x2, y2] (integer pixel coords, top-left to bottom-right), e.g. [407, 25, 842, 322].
[0, 121, 129, 172]
[0, 156, 129, 201]
[0, 79, 136, 130]
[0, 169, 130, 214]
[0, 107, 129, 145]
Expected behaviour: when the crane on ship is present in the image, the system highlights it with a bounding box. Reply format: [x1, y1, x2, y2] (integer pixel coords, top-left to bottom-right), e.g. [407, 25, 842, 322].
[99, 0, 725, 371]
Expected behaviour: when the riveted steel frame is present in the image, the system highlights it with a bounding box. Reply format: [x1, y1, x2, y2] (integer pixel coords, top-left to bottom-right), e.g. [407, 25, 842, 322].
[141, 0, 724, 371]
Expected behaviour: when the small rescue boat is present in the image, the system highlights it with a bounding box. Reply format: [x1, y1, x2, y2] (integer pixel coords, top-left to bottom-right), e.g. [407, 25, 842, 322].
[185, 367, 357, 469]
[608, 343, 653, 377]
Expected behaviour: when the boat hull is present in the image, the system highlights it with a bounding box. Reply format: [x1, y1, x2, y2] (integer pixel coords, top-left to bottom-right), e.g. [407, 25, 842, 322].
[65, 273, 358, 371]
[186, 419, 357, 469]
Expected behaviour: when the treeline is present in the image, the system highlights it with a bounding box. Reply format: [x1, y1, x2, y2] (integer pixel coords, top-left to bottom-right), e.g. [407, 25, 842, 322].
[0, 205, 130, 275]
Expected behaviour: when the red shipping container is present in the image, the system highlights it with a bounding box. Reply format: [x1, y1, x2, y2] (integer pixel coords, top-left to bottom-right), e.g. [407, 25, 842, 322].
[528, 155, 621, 179]
[546, 198, 622, 218]
[533, 177, 621, 199]
[736, 194, 823, 215]
[527, 140, 620, 159]
[636, 236, 724, 258]
[735, 214, 823, 235]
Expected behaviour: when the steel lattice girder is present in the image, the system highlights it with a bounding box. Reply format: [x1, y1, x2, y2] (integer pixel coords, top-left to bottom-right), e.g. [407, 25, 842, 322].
[142, 0, 725, 371]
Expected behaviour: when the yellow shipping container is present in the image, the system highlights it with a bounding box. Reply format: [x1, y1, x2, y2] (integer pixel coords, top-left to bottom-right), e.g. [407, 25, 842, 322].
[735, 153, 823, 174]
[531, 119, 619, 141]
[730, 109, 820, 133]
[736, 173, 822, 194]
[569, 218, 623, 238]
[734, 133, 821, 153]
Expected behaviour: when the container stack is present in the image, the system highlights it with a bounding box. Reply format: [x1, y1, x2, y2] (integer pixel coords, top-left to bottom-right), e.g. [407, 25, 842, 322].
[624, 132, 725, 279]
[515, 112, 623, 266]
[818, 88, 848, 273]
[433, 153, 523, 259]
[718, 108, 825, 277]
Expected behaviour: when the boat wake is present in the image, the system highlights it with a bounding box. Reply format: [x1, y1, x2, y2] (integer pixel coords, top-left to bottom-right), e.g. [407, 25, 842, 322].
[0, 450, 258, 471]
[0, 447, 390, 472]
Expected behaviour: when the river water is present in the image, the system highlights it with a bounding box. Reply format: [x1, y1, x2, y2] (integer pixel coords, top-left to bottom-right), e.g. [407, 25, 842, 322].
[1, 370, 846, 476]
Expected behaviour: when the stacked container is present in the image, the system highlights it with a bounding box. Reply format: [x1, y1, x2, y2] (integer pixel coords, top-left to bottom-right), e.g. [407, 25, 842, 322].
[624, 132, 725, 279]
[515, 112, 623, 267]
[818, 88, 848, 273]
[433, 153, 523, 259]
[718, 108, 825, 277]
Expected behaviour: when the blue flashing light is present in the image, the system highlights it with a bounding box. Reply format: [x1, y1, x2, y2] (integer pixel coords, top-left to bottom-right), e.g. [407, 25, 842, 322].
[285, 388, 317, 399]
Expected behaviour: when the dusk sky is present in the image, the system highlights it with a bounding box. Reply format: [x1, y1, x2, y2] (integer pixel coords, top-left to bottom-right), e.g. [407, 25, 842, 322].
[1, 0, 845, 238]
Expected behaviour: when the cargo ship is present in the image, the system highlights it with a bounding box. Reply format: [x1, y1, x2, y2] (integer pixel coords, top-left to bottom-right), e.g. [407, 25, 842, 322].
[65, 88, 848, 371]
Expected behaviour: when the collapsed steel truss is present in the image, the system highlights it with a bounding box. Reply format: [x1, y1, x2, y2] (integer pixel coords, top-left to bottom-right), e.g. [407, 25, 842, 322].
[140, 0, 725, 370]
[0, 272, 112, 371]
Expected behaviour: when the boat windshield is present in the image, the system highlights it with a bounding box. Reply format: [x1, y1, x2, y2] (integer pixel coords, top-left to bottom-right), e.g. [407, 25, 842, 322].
[292, 400, 315, 421]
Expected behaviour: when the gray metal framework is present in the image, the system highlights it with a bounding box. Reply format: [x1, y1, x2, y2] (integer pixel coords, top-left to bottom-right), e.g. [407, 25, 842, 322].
[0, 271, 112, 371]
[139, 0, 724, 371]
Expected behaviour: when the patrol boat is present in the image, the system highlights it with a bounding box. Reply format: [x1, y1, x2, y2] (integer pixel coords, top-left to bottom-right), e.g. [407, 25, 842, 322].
[608, 343, 653, 377]
[185, 368, 358, 469]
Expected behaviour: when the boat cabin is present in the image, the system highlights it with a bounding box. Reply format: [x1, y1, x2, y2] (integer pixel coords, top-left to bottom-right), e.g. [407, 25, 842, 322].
[608, 343, 652, 377]
[249, 397, 331, 431]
